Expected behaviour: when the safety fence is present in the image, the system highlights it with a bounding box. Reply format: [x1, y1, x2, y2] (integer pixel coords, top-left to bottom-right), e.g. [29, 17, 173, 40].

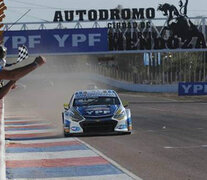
[69, 52, 207, 85]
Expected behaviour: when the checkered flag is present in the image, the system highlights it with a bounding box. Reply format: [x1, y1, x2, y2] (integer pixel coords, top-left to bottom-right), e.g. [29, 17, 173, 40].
[17, 45, 29, 63]
[5, 45, 29, 67]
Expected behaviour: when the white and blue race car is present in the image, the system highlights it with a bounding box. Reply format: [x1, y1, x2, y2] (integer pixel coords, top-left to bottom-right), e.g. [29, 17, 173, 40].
[62, 89, 132, 136]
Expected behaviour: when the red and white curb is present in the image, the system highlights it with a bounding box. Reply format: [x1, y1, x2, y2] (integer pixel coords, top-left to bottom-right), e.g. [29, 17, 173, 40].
[5, 138, 142, 180]
[0, 99, 6, 180]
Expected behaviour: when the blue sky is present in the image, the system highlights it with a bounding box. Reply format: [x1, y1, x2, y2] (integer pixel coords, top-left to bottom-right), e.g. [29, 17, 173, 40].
[4, 0, 207, 23]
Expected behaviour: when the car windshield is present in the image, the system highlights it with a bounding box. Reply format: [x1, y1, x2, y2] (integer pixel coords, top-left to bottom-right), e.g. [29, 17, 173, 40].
[73, 97, 120, 106]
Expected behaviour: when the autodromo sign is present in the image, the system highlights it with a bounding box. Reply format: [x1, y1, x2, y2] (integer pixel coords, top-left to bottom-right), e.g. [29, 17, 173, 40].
[52, 0, 207, 52]
[53, 8, 156, 22]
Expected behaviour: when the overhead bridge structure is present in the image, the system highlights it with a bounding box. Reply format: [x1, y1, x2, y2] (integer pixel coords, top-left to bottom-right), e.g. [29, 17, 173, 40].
[3, 16, 207, 56]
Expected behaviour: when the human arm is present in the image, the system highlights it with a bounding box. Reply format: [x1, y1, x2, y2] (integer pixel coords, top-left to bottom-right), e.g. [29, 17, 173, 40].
[0, 80, 16, 99]
[0, 56, 46, 81]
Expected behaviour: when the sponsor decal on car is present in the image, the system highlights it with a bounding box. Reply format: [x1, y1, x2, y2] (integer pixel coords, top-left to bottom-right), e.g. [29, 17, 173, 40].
[71, 126, 81, 132]
[75, 90, 117, 99]
[86, 109, 111, 115]
[64, 120, 70, 127]
[117, 124, 127, 129]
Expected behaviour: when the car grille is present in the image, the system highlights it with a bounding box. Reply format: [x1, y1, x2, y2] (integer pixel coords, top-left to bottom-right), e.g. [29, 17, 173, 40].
[84, 114, 113, 119]
[80, 120, 117, 133]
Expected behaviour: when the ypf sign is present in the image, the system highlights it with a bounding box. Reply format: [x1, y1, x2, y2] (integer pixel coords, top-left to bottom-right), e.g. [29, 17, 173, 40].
[179, 82, 207, 96]
[4, 28, 108, 55]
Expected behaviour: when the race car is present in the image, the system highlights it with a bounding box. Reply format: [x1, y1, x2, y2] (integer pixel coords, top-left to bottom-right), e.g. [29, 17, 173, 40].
[62, 89, 132, 136]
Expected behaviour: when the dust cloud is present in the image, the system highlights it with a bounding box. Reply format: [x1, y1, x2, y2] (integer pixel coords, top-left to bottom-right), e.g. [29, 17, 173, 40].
[5, 55, 109, 136]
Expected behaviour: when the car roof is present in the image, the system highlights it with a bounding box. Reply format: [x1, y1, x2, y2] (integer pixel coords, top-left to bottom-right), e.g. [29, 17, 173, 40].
[74, 89, 118, 99]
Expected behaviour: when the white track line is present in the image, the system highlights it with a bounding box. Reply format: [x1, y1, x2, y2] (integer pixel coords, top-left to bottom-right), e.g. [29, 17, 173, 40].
[4, 115, 39, 119]
[5, 123, 50, 128]
[4, 119, 44, 122]
[6, 129, 55, 135]
[15, 174, 134, 180]
[164, 145, 207, 149]
[6, 138, 76, 144]
[6, 150, 98, 161]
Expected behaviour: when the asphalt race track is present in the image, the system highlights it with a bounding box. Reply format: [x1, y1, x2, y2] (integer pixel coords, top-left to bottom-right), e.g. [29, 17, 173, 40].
[81, 94, 207, 180]
[4, 59, 207, 180]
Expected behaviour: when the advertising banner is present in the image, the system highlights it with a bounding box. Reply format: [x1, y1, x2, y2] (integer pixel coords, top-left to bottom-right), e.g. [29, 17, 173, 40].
[4, 0, 207, 55]
[178, 82, 207, 96]
[4, 28, 108, 55]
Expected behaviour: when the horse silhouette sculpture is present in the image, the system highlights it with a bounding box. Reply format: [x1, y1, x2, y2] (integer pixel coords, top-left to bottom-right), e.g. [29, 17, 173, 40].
[158, 3, 206, 48]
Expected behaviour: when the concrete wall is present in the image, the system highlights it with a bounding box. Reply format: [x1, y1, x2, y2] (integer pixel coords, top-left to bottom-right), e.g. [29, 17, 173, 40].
[80, 73, 178, 93]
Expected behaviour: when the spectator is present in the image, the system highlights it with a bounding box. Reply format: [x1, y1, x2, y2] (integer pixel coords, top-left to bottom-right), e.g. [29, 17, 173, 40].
[0, 45, 46, 99]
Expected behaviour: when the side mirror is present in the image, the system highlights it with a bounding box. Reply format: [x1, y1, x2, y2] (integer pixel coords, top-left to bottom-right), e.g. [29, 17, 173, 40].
[64, 103, 69, 110]
[122, 101, 129, 108]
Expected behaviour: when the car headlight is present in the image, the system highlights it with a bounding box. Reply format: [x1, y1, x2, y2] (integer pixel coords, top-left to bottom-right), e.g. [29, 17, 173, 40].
[68, 108, 85, 122]
[113, 108, 127, 121]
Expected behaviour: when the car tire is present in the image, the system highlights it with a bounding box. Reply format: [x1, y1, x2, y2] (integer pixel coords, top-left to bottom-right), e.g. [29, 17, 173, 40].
[64, 133, 71, 137]
[123, 131, 131, 135]
[62, 113, 64, 124]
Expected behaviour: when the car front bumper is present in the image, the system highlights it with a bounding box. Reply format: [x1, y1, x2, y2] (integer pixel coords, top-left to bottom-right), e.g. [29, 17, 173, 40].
[64, 118, 130, 134]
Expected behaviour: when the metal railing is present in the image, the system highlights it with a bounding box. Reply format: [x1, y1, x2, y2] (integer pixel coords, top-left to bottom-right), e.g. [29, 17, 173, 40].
[3, 16, 207, 32]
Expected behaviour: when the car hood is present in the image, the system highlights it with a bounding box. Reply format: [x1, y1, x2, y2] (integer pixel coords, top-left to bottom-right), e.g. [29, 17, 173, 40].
[75, 105, 120, 118]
